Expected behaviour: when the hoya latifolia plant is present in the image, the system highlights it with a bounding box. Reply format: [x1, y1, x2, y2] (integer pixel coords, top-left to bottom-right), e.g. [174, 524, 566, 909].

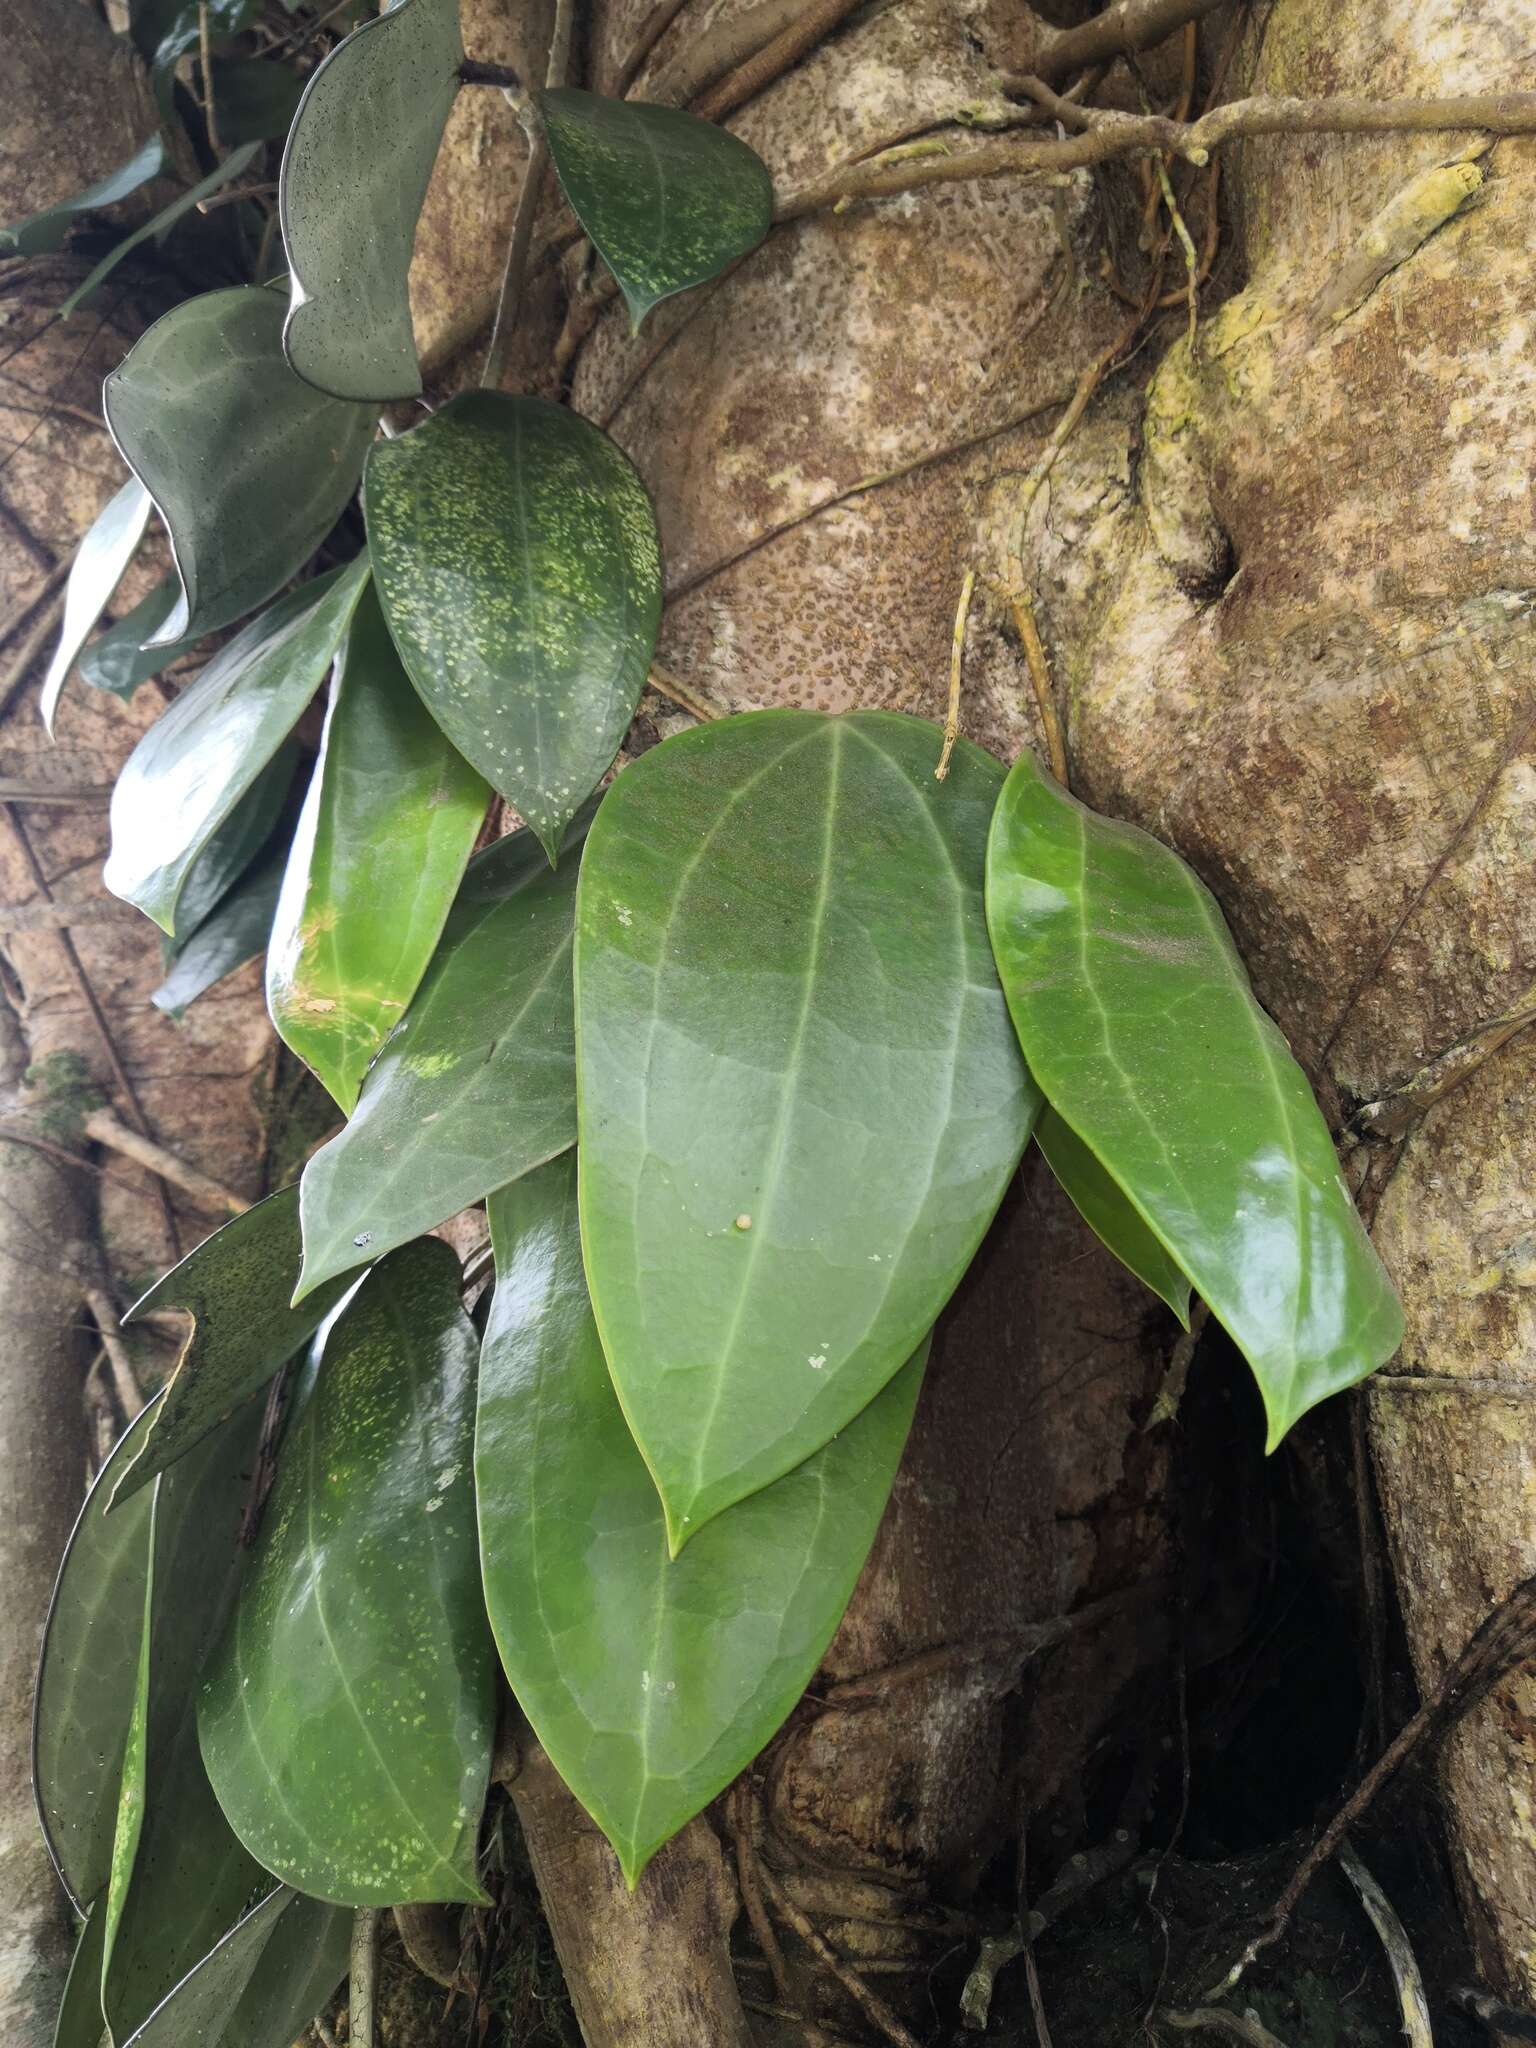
[24, 1, 1404, 2040]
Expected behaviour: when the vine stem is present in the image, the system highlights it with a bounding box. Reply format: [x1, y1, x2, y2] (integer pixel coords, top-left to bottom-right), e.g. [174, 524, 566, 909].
[348, 1909, 380, 2048]
[481, 0, 574, 389]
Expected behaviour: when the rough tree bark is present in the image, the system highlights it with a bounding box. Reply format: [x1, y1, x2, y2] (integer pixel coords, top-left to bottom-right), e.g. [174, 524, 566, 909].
[4, 0, 1534, 2040]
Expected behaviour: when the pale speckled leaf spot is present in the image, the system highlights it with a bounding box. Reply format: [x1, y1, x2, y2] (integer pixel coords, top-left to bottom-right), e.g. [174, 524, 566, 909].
[364, 392, 661, 862]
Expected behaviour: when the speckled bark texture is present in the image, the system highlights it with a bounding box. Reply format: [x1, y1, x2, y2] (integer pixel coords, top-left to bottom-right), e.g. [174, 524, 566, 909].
[1013, 0, 1536, 2013]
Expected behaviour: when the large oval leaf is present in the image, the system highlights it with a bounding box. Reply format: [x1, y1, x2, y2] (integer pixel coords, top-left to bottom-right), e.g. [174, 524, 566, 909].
[295, 813, 589, 1303]
[114, 1187, 364, 1507]
[478, 1154, 923, 1886]
[1, 135, 166, 256]
[199, 1240, 495, 1906]
[104, 288, 375, 644]
[267, 582, 488, 1111]
[34, 1401, 160, 1912]
[103, 560, 369, 935]
[1035, 1107, 1192, 1326]
[985, 750, 1403, 1446]
[41, 477, 151, 735]
[118, 1887, 349, 2048]
[365, 392, 661, 861]
[280, 0, 463, 400]
[576, 710, 1036, 1547]
[540, 89, 773, 333]
[102, 1406, 272, 2044]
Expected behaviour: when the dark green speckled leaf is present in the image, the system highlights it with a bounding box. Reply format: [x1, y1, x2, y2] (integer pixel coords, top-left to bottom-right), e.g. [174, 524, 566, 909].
[104, 287, 375, 644]
[199, 1239, 494, 1906]
[539, 89, 773, 331]
[294, 809, 589, 1303]
[113, 1187, 364, 1506]
[34, 1401, 159, 1913]
[280, 0, 463, 400]
[101, 1405, 272, 2046]
[365, 392, 660, 861]
[118, 1887, 349, 2048]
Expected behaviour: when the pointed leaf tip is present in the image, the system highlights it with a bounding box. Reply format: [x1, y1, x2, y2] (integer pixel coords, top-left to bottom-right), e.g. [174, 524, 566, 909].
[539, 88, 773, 330]
[985, 747, 1403, 1443]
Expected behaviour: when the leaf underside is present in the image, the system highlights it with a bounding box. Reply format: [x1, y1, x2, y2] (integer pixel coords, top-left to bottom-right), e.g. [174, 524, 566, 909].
[77, 577, 202, 699]
[1035, 1106, 1192, 1326]
[280, 0, 463, 401]
[267, 580, 488, 1112]
[295, 808, 591, 1303]
[153, 843, 286, 1017]
[41, 477, 151, 735]
[34, 1400, 162, 1912]
[478, 1153, 925, 1885]
[575, 709, 1038, 1548]
[365, 391, 661, 860]
[539, 87, 774, 331]
[985, 749, 1403, 1447]
[103, 559, 369, 936]
[104, 287, 375, 644]
[199, 1240, 495, 1907]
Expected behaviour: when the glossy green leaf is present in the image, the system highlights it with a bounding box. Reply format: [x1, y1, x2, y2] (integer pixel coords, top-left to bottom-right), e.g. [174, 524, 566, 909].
[41, 478, 151, 736]
[576, 710, 1036, 1547]
[114, 1187, 363, 1506]
[208, 60, 305, 147]
[165, 743, 295, 959]
[295, 812, 590, 1303]
[102, 1406, 272, 2043]
[119, 1887, 348, 2048]
[103, 559, 369, 935]
[152, 846, 284, 1018]
[267, 582, 488, 1111]
[103, 288, 374, 644]
[34, 1401, 160, 1912]
[279, 0, 463, 400]
[539, 89, 773, 332]
[985, 749, 1404, 1447]
[365, 392, 661, 860]
[200, 1239, 494, 1905]
[1, 137, 167, 257]
[478, 1154, 924, 1886]
[1036, 1107, 1192, 1326]
[76, 580, 198, 700]
[53, 1896, 108, 2048]
[59, 146, 263, 321]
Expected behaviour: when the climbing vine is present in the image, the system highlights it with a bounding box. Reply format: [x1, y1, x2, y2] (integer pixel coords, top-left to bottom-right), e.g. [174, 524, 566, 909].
[35, 0, 1536, 2039]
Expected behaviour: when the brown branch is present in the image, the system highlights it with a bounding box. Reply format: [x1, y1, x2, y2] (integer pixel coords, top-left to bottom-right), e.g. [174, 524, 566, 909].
[757, 1862, 924, 2048]
[0, 582, 66, 720]
[2, 807, 181, 1256]
[1163, 2009, 1291, 2047]
[84, 1283, 145, 1416]
[83, 1106, 249, 1217]
[648, 0, 802, 106]
[1028, 0, 1237, 84]
[778, 92, 1536, 220]
[694, 0, 864, 123]
[935, 567, 974, 782]
[0, 899, 137, 929]
[611, 0, 695, 94]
